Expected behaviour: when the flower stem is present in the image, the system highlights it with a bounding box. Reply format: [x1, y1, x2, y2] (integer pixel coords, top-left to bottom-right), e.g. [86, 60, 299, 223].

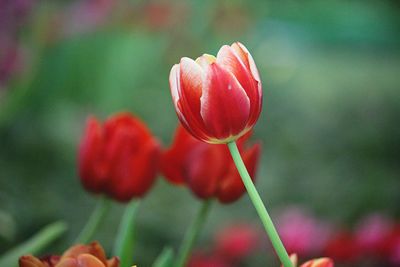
[227, 141, 293, 267]
[113, 200, 140, 267]
[75, 197, 111, 244]
[175, 200, 212, 267]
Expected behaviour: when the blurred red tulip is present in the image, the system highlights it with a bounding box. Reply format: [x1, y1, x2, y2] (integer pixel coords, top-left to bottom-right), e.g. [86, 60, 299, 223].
[323, 231, 360, 262]
[214, 223, 260, 262]
[169, 42, 262, 144]
[161, 125, 260, 203]
[19, 241, 119, 267]
[78, 113, 160, 202]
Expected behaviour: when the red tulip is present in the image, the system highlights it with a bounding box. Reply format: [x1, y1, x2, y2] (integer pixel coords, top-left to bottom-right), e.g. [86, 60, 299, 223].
[169, 42, 262, 144]
[161, 125, 260, 203]
[78, 113, 160, 202]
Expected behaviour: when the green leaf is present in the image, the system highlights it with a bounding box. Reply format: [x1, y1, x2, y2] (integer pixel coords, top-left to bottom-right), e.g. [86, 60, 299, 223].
[152, 247, 174, 267]
[0, 221, 67, 267]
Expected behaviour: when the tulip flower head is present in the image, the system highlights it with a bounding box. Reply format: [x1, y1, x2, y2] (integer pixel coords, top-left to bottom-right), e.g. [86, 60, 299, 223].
[19, 241, 119, 267]
[161, 125, 260, 203]
[78, 113, 160, 202]
[169, 42, 262, 144]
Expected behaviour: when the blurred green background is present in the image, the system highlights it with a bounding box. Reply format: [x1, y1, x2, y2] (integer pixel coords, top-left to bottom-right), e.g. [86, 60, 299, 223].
[0, 0, 399, 266]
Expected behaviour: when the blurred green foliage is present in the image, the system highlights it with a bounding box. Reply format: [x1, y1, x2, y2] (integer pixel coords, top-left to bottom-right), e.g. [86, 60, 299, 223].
[0, 0, 399, 266]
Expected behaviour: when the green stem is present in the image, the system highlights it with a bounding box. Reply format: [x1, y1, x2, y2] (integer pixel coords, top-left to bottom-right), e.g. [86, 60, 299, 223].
[175, 200, 212, 267]
[113, 200, 139, 267]
[227, 141, 293, 267]
[75, 197, 111, 244]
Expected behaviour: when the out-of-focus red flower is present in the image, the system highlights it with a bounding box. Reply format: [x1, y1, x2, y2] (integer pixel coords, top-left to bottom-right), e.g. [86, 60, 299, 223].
[161, 125, 260, 203]
[78, 113, 160, 202]
[214, 223, 260, 261]
[284, 254, 334, 267]
[169, 42, 262, 144]
[323, 231, 359, 262]
[276, 207, 332, 257]
[354, 213, 393, 259]
[188, 252, 231, 267]
[19, 241, 119, 267]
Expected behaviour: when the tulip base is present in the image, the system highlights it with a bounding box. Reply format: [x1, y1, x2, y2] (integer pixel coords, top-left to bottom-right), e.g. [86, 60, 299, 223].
[175, 200, 212, 267]
[227, 141, 293, 267]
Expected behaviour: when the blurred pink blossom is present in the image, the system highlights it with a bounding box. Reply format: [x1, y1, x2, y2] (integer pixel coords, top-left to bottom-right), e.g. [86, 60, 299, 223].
[62, 0, 115, 36]
[276, 207, 332, 257]
[355, 213, 393, 258]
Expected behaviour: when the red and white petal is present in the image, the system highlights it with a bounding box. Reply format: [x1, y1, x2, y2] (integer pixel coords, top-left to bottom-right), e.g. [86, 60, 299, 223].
[217, 45, 261, 126]
[231, 42, 262, 127]
[200, 63, 250, 142]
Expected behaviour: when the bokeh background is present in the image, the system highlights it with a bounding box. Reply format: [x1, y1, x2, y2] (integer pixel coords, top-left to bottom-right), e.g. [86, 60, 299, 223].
[1, 0, 399, 266]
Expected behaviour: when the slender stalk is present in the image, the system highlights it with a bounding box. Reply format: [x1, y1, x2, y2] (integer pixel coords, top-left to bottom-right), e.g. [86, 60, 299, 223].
[113, 200, 140, 267]
[227, 141, 293, 267]
[175, 200, 212, 267]
[75, 197, 111, 243]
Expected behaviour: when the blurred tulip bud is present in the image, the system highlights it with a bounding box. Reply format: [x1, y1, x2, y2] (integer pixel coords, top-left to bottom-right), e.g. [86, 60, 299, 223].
[215, 223, 260, 261]
[161, 125, 260, 203]
[19, 241, 119, 267]
[78, 113, 160, 202]
[324, 231, 360, 262]
[169, 42, 262, 144]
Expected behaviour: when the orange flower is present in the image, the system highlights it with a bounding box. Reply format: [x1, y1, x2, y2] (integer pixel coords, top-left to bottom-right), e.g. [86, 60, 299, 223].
[284, 254, 334, 267]
[19, 242, 119, 267]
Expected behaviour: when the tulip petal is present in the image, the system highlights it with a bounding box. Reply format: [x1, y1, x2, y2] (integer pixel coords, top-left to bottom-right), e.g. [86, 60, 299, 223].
[186, 144, 226, 199]
[77, 254, 106, 267]
[170, 61, 208, 141]
[19, 255, 45, 267]
[217, 143, 260, 203]
[56, 258, 78, 267]
[217, 45, 261, 127]
[161, 125, 197, 184]
[78, 117, 108, 193]
[300, 258, 334, 267]
[200, 63, 250, 142]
